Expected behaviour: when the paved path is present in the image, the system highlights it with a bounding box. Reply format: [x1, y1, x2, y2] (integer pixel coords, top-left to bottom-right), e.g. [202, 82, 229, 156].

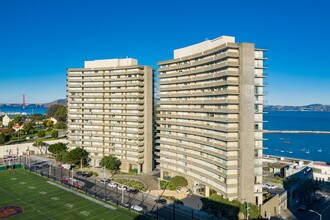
[47, 181, 117, 210]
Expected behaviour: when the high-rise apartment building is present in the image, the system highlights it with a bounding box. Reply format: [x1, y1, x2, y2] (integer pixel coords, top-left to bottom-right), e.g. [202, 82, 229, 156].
[156, 36, 265, 205]
[67, 58, 153, 173]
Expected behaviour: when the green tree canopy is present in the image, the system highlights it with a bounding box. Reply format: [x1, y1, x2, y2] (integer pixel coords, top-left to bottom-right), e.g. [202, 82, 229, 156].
[48, 142, 67, 155]
[33, 140, 46, 147]
[46, 104, 67, 123]
[23, 122, 35, 134]
[66, 147, 89, 165]
[37, 130, 46, 137]
[100, 155, 121, 172]
[30, 114, 44, 122]
[55, 150, 69, 163]
[0, 133, 10, 144]
[51, 130, 59, 138]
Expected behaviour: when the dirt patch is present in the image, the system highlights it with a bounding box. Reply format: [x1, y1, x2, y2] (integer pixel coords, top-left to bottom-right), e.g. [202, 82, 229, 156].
[0, 205, 23, 219]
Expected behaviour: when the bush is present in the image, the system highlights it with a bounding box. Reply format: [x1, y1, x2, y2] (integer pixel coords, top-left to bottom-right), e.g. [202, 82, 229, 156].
[115, 179, 146, 191]
[201, 194, 260, 220]
[37, 130, 46, 138]
[129, 169, 138, 174]
[171, 176, 188, 188]
[51, 130, 59, 138]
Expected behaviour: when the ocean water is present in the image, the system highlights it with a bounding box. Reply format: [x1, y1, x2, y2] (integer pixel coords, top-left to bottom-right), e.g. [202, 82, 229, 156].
[0, 106, 47, 115]
[264, 111, 330, 162]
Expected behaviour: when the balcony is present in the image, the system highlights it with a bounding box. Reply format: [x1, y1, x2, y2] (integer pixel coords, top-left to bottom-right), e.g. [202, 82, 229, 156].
[156, 113, 239, 123]
[158, 62, 239, 79]
[157, 126, 238, 142]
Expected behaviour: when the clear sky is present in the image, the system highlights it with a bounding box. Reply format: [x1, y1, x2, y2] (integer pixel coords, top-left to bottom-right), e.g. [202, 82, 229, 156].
[0, 0, 329, 105]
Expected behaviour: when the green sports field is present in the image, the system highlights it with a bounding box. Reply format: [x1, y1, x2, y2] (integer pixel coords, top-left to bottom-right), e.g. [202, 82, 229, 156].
[0, 169, 140, 219]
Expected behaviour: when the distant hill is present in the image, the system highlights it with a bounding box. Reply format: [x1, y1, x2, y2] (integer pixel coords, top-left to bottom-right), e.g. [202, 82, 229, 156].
[42, 99, 67, 107]
[264, 104, 330, 112]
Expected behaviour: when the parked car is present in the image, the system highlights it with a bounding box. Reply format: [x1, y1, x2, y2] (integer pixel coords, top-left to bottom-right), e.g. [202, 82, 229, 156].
[269, 185, 277, 189]
[82, 172, 92, 178]
[117, 185, 127, 191]
[108, 182, 118, 188]
[76, 171, 83, 176]
[127, 188, 139, 194]
[155, 198, 167, 204]
[131, 205, 145, 213]
[100, 178, 110, 184]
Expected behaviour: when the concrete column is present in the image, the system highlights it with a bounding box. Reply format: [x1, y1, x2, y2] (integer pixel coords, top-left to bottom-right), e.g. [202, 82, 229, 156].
[205, 185, 210, 197]
[238, 43, 256, 204]
[143, 66, 154, 173]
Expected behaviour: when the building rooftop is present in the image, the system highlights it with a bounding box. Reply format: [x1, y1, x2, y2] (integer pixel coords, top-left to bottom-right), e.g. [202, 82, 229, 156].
[173, 35, 235, 59]
[84, 58, 138, 68]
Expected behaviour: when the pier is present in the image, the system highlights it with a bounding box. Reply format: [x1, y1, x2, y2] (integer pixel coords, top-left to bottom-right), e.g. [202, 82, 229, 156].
[263, 130, 330, 134]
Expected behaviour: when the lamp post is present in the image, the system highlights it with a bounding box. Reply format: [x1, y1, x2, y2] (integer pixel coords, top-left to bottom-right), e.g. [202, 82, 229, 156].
[309, 210, 322, 220]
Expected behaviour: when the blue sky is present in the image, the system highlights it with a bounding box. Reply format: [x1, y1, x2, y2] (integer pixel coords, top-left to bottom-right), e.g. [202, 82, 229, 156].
[0, 0, 329, 105]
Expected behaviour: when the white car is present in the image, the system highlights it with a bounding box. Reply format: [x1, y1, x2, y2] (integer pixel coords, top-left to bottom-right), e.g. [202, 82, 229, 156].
[263, 183, 270, 188]
[108, 182, 118, 188]
[131, 205, 144, 213]
[269, 185, 277, 189]
[117, 185, 127, 191]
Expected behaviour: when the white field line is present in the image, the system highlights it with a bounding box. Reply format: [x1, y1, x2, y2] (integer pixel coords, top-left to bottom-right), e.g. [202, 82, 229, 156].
[47, 181, 117, 210]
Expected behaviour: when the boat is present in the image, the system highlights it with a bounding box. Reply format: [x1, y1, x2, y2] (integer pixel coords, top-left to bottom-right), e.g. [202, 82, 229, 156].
[280, 150, 284, 153]
[317, 148, 322, 152]
[288, 151, 293, 154]
[301, 148, 306, 152]
[283, 141, 290, 144]
[278, 138, 284, 140]
[306, 149, 310, 154]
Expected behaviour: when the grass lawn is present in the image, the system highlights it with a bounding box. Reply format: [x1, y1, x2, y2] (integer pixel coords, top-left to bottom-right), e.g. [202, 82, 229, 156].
[0, 169, 140, 219]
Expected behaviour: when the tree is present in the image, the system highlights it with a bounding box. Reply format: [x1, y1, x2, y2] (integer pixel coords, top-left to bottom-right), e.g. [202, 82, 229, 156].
[54, 121, 66, 129]
[46, 120, 54, 128]
[23, 122, 35, 134]
[30, 114, 43, 122]
[37, 130, 46, 137]
[0, 133, 10, 144]
[48, 142, 67, 155]
[66, 148, 89, 165]
[100, 155, 121, 173]
[46, 104, 67, 123]
[51, 130, 58, 138]
[33, 140, 46, 154]
[55, 150, 69, 163]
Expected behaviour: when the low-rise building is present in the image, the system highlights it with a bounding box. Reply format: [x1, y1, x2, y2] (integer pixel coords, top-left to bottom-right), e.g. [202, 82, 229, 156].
[2, 114, 13, 127]
[312, 161, 330, 186]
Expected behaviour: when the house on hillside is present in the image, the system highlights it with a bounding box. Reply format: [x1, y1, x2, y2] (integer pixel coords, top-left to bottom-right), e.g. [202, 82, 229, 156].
[3, 114, 14, 127]
[12, 123, 23, 132]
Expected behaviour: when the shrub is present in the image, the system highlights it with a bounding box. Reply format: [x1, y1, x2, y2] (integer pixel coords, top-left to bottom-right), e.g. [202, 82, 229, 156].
[115, 179, 146, 191]
[171, 176, 188, 188]
[129, 169, 138, 174]
[201, 194, 260, 219]
[37, 130, 46, 138]
[51, 130, 59, 138]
